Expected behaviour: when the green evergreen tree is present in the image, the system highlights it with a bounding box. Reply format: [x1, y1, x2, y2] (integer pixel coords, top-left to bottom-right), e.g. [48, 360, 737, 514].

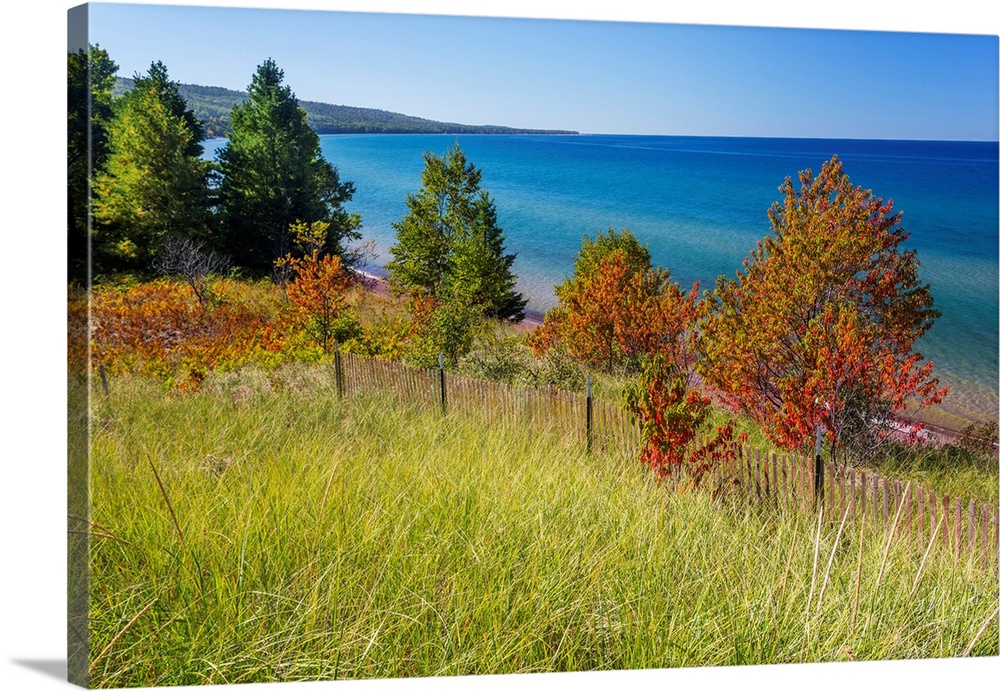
[91, 61, 213, 272]
[217, 58, 360, 274]
[387, 143, 525, 321]
[67, 44, 117, 283]
[443, 193, 527, 320]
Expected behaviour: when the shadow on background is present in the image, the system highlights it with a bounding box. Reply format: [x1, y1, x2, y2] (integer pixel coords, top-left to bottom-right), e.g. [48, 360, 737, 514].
[12, 659, 66, 682]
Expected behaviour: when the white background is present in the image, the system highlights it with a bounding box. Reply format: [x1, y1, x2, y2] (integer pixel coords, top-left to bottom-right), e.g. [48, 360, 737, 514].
[2, 2, 997, 690]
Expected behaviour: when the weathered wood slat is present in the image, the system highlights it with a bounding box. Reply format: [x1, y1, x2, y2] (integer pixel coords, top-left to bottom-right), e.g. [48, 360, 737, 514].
[917, 486, 925, 550]
[969, 499, 976, 557]
[943, 494, 951, 550]
[955, 498, 963, 560]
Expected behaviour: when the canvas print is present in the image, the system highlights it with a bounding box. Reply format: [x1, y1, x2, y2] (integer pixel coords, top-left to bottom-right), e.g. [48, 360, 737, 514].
[67, 2, 999, 688]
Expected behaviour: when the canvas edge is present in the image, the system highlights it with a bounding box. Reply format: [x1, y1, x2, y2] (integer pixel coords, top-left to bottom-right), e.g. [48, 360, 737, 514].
[67, 3, 92, 688]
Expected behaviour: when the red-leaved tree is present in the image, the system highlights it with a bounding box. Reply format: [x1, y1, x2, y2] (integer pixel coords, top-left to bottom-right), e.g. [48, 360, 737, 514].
[528, 228, 700, 373]
[530, 229, 739, 480]
[624, 356, 745, 484]
[697, 156, 948, 464]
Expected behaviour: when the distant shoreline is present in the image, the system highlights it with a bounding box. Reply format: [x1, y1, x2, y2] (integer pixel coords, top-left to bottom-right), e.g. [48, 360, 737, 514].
[117, 76, 579, 138]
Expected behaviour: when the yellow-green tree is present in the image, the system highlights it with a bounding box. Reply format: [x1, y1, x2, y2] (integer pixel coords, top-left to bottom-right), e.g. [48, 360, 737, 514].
[92, 61, 213, 272]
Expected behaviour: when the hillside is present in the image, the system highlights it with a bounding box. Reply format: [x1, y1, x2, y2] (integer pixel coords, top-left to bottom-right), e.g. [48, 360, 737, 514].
[114, 78, 578, 138]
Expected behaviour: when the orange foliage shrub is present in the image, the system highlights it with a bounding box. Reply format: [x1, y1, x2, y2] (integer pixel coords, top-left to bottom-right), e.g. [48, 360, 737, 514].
[625, 357, 745, 485]
[529, 239, 699, 374]
[282, 250, 353, 354]
[88, 278, 288, 387]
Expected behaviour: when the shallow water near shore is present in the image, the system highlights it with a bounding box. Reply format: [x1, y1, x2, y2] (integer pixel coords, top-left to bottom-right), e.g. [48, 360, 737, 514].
[205, 134, 999, 428]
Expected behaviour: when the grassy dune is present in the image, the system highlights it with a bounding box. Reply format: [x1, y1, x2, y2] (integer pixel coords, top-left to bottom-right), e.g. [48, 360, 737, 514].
[85, 367, 998, 687]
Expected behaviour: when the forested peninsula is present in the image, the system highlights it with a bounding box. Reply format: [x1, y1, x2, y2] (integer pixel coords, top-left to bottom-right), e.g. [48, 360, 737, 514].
[114, 77, 579, 137]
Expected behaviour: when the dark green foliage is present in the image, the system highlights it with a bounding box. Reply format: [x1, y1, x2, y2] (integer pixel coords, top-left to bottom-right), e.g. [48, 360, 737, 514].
[443, 194, 527, 321]
[217, 59, 360, 274]
[387, 143, 526, 322]
[91, 61, 214, 274]
[296, 102, 578, 135]
[68, 44, 118, 283]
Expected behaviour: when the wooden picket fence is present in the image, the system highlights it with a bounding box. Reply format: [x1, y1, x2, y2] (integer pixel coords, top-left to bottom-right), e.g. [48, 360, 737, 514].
[333, 350, 999, 570]
[337, 350, 641, 454]
[706, 447, 999, 571]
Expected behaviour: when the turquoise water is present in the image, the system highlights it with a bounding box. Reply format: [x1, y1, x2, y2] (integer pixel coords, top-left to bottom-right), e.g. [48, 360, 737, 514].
[204, 134, 999, 426]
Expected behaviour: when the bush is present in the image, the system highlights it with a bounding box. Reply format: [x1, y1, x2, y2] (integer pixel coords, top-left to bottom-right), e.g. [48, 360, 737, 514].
[458, 331, 532, 384]
[955, 420, 999, 461]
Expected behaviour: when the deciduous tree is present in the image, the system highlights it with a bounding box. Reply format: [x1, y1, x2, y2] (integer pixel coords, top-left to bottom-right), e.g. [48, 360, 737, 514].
[283, 250, 353, 355]
[274, 220, 357, 354]
[529, 228, 699, 373]
[152, 234, 230, 306]
[697, 156, 948, 464]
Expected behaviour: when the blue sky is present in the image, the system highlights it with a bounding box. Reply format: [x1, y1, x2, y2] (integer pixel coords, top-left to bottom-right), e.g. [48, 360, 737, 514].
[84, 1, 999, 140]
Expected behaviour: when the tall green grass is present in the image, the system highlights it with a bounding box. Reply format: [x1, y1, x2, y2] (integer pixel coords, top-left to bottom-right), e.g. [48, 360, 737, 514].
[87, 367, 998, 688]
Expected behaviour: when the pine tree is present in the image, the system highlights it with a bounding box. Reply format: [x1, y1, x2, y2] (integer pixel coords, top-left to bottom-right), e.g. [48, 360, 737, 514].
[67, 44, 117, 282]
[387, 143, 525, 321]
[91, 61, 212, 272]
[443, 193, 527, 320]
[218, 58, 360, 274]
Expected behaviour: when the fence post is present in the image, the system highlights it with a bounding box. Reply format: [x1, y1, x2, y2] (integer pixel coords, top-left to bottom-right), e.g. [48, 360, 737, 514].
[99, 363, 110, 397]
[585, 375, 593, 455]
[814, 425, 824, 508]
[334, 340, 343, 399]
[439, 353, 447, 414]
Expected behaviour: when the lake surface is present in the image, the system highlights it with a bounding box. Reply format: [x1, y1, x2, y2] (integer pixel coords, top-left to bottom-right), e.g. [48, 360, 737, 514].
[203, 134, 999, 428]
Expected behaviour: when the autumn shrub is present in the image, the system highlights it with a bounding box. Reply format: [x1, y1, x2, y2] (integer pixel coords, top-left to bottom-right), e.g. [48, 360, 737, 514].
[282, 250, 354, 354]
[90, 277, 288, 387]
[67, 288, 89, 373]
[530, 229, 700, 375]
[624, 356, 744, 486]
